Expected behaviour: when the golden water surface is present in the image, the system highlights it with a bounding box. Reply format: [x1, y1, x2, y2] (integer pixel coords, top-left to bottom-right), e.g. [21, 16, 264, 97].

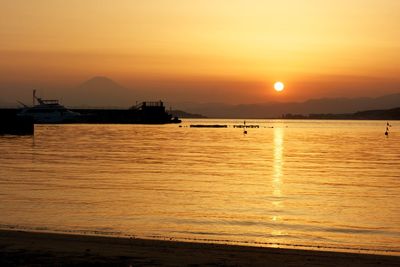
[0, 120, 399, 255]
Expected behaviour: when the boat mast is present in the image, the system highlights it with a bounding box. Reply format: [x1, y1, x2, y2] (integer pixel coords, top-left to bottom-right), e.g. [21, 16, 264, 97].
[33, 90, 36, 106]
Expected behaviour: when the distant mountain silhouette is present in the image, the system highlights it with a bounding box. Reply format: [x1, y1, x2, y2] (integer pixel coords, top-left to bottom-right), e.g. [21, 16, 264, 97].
[178, 93, 400, 118]
[66, 76, 135, 107]
[77, 76, 125, 91]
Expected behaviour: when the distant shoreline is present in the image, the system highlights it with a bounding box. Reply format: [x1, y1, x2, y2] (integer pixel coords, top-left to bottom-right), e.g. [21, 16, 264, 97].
[185, 117, 400, 120]
[1, 106, 399, 120]
[0, 229, 399, 266]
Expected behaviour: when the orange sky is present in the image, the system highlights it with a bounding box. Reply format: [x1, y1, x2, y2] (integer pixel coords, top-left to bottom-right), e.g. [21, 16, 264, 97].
[1, 0, 400, 103]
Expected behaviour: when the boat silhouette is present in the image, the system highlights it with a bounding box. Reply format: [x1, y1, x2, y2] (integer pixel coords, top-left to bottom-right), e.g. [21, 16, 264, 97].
[17, 90, 80, 123]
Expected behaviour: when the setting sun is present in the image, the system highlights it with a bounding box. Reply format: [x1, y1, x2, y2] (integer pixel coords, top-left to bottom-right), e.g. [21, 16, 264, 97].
[274, 82, 285, 92]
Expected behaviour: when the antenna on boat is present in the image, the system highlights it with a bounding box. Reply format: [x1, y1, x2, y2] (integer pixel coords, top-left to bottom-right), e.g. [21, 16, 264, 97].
[33, 89, 36, 106]
[17, 101, 28, 108]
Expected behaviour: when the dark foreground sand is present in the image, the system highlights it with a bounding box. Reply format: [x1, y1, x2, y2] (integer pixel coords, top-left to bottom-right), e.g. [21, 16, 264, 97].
[0, 230, 399, 267]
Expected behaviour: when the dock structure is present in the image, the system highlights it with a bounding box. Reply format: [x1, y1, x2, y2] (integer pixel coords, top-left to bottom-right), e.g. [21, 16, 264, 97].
[73, 101, 181, 124]
[233, 125, 259, 128]
[190, 124, 228, 128]
[188, 124, 260, 128]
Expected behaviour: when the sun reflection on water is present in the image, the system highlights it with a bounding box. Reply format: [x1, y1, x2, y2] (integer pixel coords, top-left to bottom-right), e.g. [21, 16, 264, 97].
[271, 127, 284, 224]
[273, 127, 284, 200]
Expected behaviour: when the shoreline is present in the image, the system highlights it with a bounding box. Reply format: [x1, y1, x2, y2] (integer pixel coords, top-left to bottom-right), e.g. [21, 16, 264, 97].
[1, 229, 399, 266]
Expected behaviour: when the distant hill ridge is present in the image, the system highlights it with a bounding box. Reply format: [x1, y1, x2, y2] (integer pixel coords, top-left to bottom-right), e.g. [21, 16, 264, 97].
[3, 76, 398, 117]
[284, 107, 400, 120]
[352, 107, 400, 120]
[181, 93, 400, 118]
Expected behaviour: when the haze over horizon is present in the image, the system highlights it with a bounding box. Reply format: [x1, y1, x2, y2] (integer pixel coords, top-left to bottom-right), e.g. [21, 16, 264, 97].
[1, 0, 400, 106]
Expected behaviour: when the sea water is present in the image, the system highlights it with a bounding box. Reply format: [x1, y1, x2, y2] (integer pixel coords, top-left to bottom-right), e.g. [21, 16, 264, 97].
[0, 120, 399, 255]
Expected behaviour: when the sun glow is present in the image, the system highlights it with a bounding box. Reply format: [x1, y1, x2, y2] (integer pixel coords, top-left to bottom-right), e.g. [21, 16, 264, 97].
[274, 82, 285, 92]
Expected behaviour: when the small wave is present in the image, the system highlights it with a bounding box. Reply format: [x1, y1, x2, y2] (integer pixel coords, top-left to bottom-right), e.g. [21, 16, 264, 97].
[1, 224, 399, 256]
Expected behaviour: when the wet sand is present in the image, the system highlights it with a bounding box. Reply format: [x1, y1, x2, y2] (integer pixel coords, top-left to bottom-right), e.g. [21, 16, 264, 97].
[0, 230, 399, 266]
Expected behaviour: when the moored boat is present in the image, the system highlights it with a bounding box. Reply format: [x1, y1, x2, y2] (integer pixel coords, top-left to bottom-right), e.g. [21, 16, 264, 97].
[18, 90, 80, 123]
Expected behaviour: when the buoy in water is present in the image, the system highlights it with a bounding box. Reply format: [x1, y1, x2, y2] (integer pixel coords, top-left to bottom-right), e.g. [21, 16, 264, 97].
[385, 125, 389, 136]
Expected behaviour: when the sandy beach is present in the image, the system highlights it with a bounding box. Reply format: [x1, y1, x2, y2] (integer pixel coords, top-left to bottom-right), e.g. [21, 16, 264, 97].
[0, 230, 399, 266]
